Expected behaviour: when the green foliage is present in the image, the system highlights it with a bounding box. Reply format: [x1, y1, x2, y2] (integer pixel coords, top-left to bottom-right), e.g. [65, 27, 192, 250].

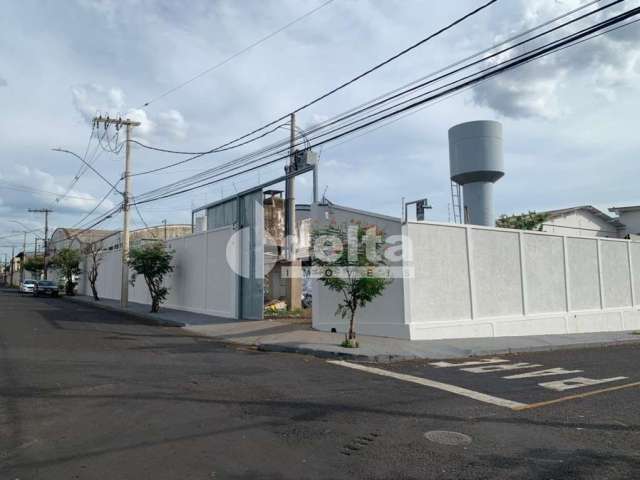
[340, 339, 359, 348]
[312, 222, 391, 343]
[23, 256, 44, 275]
[128, 242, 174, 313]
[50, 248, 81, 295]
[264, 308, 304, 318]
[496, 211, 549, 231]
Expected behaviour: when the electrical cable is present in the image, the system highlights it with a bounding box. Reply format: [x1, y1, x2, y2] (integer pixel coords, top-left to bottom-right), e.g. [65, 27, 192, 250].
[133, 1, 622, 204]
[140, 0, 337, 109]
[129, 0, 609, 185]
[129, 0, 500, 171]
[131, 6, 640, 206]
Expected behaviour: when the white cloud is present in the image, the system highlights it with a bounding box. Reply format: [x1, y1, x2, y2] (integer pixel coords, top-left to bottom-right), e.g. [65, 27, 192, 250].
[71, 83, 188, 141]
[0, 165, 114, 214]
[471, 0, 640, 118]
[0, 77, 7, 87]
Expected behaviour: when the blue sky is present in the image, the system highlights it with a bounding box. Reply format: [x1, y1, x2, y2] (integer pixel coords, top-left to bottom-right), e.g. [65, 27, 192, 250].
[1, 0, 640, 258]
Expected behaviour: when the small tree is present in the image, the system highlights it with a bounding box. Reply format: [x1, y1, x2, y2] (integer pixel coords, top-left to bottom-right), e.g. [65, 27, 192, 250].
[84, 242, 103, 301]
[312, 222, 391, 347]
[128, 242, 174, 313]
[50, 248, 81, 295]
[23, 256, 45, 279]
[496, 211, 549, 231]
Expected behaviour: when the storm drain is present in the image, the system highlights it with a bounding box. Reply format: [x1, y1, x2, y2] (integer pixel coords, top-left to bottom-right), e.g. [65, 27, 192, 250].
[424, 430, 472, 446]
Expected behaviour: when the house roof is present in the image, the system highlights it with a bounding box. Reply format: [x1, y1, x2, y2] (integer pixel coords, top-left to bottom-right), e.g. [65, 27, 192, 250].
[609, 205, 640, 214]
[541, 205, 625, 229]
[50, 228, 117, 245]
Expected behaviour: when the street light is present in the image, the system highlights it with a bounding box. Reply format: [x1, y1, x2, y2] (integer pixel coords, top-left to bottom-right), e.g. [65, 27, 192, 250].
[51, 148, 122, 193]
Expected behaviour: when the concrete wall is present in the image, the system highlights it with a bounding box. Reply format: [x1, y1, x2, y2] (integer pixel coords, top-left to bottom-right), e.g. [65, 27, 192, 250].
[81, 226, 238, 318]
[311, 203, 410, 339]
[404, 221, 640, 340]
[542, 210, 619, 238]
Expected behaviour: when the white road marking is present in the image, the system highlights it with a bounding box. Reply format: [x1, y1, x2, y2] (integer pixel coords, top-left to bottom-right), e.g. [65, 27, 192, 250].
[461, 362, 543, 374]
[327, 360, 527, 410]
[504, 368, 583, 380]
[539, 376, 628, 392]
[429, 358, 508, 368]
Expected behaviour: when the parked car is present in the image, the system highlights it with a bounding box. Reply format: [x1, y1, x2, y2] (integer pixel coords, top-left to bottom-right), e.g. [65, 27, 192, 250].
[19, 280, 37, 294]
[33, 280, 59, 297]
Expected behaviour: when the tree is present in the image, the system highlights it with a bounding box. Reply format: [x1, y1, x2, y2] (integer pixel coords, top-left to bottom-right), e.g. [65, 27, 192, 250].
[50, 248, 81, 295]
[496, 211, 549, 231]
[128, 242, 174, 313]
[23, 256, 45, 278]
[84, 242, 103, 301]
[312, 222, 391, 347]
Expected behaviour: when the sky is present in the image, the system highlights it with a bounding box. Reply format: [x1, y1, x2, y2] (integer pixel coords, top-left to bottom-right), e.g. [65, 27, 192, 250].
[1, 0, 640, 260]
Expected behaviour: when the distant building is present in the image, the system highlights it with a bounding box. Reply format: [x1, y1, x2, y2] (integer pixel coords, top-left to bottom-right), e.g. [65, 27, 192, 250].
[538, 205, 625, 238]
[609, 205, 640, 238]
[48, 228, 117, 256]
[96, 224, 192, 251]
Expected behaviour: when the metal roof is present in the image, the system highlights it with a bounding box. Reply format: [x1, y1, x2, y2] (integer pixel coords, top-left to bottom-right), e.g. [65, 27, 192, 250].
[542, 205, 625, 229]
[609, 205, 640, 214]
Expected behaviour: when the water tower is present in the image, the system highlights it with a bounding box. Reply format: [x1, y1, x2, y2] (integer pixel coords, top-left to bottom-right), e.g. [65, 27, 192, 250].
[448, 120, 504, 226]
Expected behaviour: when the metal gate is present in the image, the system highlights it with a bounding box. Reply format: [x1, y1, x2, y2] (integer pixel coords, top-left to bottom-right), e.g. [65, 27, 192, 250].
[238, 190, 264, 320]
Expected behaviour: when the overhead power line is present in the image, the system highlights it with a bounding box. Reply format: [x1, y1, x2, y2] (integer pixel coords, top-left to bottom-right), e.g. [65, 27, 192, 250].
[131, 0, 621, 204]
[0, 180, 99, 201]
[130, 4, 640, 206]
[140, 0, 337, 109]
[130, 0, 500, 172]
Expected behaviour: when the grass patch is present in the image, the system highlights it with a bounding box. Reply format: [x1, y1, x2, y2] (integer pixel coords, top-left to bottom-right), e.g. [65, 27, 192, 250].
[340, 339, 359, 348]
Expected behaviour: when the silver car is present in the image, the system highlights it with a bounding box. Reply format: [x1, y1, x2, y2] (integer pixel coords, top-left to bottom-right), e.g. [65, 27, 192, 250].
[19, 280, 36, 294]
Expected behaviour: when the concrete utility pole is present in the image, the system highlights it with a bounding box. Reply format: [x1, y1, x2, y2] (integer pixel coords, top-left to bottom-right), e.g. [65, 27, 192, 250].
[284, 113, 301, 310]
[9, 245, 15, 287]
[162, 219, 167, 241]
[93, 116, 141, 308]
[28, 208, 53, 279]
[20, 231, 26, 283]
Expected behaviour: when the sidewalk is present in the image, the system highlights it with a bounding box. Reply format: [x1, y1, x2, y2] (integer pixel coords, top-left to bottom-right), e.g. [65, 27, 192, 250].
[65, 294, 640, 362]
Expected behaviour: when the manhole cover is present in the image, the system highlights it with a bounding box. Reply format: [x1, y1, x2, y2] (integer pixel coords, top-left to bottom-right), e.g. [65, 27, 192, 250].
[424, 430, 472, 446]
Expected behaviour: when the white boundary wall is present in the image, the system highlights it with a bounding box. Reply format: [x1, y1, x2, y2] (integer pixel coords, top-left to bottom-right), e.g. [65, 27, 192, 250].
[80, 226, 238, 318]
[404, 221, 640, 340]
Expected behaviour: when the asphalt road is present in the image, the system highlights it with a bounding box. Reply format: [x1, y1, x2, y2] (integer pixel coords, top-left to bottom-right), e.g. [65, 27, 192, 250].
[1, 289, 640, 479]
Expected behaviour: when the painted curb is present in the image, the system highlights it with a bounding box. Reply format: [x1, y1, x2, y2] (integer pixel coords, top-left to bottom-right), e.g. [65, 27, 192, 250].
[63, 296, 185, 327]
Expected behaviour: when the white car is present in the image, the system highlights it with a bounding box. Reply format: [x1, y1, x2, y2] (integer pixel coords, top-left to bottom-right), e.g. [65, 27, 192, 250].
[19, 280, 36, 294]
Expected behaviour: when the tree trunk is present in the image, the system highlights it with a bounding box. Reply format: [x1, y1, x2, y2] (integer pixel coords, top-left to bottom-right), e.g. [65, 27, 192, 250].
[90, 283, 99, 301]
[65, 280, 74, 296]
[348, 308, 356, 340]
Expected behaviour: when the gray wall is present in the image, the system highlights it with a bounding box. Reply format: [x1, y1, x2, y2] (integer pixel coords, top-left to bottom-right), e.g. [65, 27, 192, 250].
[405, 222, 640, 340]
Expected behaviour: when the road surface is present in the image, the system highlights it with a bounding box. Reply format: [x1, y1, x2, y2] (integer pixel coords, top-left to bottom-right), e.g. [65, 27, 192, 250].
[1, 289, 639, 479]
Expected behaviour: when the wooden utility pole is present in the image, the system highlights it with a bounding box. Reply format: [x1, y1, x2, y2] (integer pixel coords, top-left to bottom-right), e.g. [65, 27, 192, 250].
[93, 116, 141, 308]
[28, 208, 53, 279]
[284, 113, 301, 310]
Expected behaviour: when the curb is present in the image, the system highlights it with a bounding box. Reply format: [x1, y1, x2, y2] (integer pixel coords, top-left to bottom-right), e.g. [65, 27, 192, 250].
[256, 342, 420, 363]
[63, 296, 185, 328]
[255, 336, 640, 363]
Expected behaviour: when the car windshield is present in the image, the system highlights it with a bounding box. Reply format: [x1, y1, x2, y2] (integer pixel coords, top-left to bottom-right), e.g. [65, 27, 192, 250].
[38, 281, 55, 286]
[24, 281, 35, 285]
